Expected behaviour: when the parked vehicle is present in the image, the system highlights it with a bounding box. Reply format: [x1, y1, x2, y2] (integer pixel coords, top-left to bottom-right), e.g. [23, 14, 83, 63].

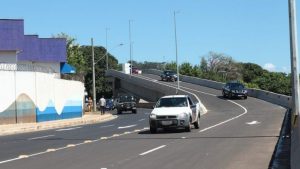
[160, 70, 178, 82]
[222, 81, 248, 99]
[115, 95, 137, 114]
[105, 99, 115, 110]
[149, 95, 201, 133]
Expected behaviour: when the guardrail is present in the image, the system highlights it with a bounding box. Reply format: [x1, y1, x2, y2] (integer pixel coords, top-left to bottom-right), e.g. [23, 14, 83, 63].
[143, 69, 292, 108]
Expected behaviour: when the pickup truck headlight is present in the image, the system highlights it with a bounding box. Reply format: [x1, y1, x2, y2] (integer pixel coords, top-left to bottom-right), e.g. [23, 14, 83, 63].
[150, 114, 157, 119]
[178, 113, 188, 119]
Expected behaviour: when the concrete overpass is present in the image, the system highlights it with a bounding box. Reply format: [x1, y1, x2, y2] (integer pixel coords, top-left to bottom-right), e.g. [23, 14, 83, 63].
[106, 69, 298, 169]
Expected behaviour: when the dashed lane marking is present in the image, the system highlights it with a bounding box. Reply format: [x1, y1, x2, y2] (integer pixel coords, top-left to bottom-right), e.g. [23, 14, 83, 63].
[28, 135, 55, 140]
[56, 126, 82, 132]
[118, 125, 137, 129]
[139, 145, 166, 156]
[100, 124, 115, 128]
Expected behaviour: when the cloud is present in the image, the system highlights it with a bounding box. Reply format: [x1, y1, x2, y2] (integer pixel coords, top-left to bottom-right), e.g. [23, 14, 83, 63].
[264, 63, 276, 72]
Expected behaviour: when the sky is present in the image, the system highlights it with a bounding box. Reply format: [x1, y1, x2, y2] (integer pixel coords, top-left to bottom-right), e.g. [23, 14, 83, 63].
[0, 0, 298, 73]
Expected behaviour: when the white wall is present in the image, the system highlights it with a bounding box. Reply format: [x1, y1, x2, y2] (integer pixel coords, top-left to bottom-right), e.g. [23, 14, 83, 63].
[0, 70, 85, 123]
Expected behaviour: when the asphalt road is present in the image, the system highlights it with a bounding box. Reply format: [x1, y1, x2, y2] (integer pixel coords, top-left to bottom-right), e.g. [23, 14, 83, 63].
[0, 74, 286, 169]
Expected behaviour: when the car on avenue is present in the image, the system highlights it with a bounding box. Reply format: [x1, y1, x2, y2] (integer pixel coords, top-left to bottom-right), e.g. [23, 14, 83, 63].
[222, 81, 248, 99]
[160, 70, 178, 82]
[149, 95, 201, 133]
[115, 95, 137, 114]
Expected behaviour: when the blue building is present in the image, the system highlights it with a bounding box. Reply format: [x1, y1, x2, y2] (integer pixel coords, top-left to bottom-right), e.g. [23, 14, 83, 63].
[0, 19, 75, 75]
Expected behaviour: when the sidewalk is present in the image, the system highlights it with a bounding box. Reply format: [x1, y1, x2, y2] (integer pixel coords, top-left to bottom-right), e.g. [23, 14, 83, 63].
[0, 112, 117, 136]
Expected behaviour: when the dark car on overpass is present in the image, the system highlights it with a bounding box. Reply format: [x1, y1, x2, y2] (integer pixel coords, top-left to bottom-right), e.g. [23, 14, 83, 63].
[160, 70, 178, 82]
[222, 81, 248, 99]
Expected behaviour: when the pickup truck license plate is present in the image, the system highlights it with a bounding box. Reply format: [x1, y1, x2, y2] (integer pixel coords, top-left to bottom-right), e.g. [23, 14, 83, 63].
[161, 121, 172, 125]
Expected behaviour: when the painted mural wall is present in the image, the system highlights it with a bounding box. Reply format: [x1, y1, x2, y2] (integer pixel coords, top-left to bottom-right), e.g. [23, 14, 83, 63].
[0, 70, 84, 124]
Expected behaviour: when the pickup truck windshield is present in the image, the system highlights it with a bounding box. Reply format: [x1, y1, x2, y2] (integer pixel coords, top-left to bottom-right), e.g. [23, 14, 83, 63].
[156, 97, 188, 107]
[119, 96, 135, 102]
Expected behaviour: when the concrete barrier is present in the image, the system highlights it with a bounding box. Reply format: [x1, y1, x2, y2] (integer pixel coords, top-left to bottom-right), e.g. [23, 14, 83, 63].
[144, 69, 292, 108]
[291, 119, 300, 169]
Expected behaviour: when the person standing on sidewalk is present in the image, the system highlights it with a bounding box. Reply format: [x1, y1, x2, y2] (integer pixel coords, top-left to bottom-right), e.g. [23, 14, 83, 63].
[99, 96, 106, 115]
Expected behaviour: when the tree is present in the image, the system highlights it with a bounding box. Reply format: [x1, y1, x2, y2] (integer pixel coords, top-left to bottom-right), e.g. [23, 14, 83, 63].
[165, 62, 177, 71]
[180, 62, 193, 76]
[200, 57, 208, 73]
[52, 33, 86, 82]
[200, 52, 241, 81]
[192, 65, 201, 77]
[253, 72, 291, 95]
[241, 63, 264, 83]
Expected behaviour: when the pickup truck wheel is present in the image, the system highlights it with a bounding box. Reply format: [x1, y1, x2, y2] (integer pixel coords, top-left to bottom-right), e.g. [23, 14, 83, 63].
[117, 110, 122, 114]
[150, 126, 157, 134]
[228, 92, 233, 99]
[132, 109, 137, 114]
[194, 115, 200, 129]
[244, 96, 248, 99]
[171, 77, 175, 82]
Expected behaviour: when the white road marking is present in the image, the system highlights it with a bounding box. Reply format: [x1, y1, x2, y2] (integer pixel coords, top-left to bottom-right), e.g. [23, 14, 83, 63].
[18, 155, 29, 159]
[246, 121, 261, 125]
[118, 124, 137, 129]
[28, 135, 55, 140]
[46, 149, 56, 152]
[0, 157, 20, 164]
[199, 100, 248, 133]
[100, 124, 115, 128]
[139, 145, 166, 156]
[138, 118, 146, 122]
[56, 126, 81, 131]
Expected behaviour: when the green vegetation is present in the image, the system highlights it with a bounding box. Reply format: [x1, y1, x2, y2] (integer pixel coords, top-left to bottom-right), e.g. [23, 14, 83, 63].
[133, 52, 292, 96]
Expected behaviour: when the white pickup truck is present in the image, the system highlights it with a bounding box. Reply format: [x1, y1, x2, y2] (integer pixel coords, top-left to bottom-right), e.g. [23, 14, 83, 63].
[149, 95, 201, 133]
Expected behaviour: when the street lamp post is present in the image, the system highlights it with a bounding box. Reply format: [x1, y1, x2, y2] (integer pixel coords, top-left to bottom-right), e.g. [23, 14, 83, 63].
[288, 0, 300, 123]
[174, 11, 180, 93]
[129, 20, 133, 77]
[106, 28, 109, 70]
[91, 38, 123, 112]
[91, 38, 96, 112]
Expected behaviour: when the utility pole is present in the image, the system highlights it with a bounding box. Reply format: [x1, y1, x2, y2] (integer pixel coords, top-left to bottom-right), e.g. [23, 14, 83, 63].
[91, 38, 96, 112]
[289, 0, 300, 124]
[129, 20, 132, 77]
[106, 28, 109, 70]
[174, 11, 180, 93]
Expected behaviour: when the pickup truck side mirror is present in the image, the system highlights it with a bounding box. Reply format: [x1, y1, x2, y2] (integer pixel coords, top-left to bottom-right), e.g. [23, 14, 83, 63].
[190, 104, 196, 109]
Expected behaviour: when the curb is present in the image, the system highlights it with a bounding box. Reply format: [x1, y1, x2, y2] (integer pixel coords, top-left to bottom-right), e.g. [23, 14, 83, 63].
[0, 114, 117, 136]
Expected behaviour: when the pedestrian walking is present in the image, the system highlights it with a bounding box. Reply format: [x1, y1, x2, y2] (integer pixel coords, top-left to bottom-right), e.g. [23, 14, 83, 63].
[88, 97, 93, 112]
[99, 96, 106, 115]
